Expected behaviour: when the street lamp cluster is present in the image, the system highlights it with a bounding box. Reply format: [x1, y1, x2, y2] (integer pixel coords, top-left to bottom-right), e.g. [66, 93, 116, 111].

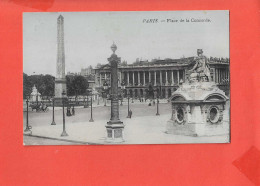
[24, 43, 163, 143]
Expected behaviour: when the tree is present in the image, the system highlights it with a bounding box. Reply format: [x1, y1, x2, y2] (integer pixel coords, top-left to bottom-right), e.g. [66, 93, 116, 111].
[23, 73, 33, 98]
[23, 73, 55, 99]
[72, 75, 88, 95]
[66, 75, 89, 96]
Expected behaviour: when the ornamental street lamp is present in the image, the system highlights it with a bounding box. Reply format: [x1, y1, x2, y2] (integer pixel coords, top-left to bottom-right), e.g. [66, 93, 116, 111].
[120, 81, 125, 106]
[89, 93, 94, 122]
[61, 90, 68, 136]
[156, 97, 160, 116]
[103, 81, 108, 106]
[51, 95, 56, 125]
[105, 43, 124, 142]
[126, 92, 131, 118]
[24, 95, 32, 134]
[86, 90, 89, 107]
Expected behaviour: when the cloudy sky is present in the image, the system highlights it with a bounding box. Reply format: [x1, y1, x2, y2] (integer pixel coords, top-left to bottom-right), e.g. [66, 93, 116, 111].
[23, 10, 229, 75]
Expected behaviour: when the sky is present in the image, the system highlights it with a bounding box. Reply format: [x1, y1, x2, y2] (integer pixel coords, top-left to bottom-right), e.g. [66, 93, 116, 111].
[23, 10, 229, 76]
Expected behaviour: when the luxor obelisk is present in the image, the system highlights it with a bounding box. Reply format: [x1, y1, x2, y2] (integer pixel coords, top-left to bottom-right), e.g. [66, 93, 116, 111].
[55, 15, 67, 103]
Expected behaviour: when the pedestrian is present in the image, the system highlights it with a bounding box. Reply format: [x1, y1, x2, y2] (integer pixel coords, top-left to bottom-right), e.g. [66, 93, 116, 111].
[67, 106, 72, 116]
[72, 106, 75, 115]
[129, 109, 132, 118]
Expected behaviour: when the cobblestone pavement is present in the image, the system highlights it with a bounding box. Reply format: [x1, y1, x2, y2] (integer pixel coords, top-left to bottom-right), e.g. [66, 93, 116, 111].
[23, 100, 230, 145]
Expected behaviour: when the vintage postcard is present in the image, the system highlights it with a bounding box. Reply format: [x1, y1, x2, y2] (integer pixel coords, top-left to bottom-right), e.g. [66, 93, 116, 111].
[23, 10, 230, 145]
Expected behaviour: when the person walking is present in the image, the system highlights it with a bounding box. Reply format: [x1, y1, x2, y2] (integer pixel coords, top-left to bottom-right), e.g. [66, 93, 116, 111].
[129, 109, 132, 119]
[72, 106, 75, 116]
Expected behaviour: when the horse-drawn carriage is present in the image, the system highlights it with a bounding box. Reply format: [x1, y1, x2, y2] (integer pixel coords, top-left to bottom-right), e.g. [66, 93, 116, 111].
[30, 102, 49, 112]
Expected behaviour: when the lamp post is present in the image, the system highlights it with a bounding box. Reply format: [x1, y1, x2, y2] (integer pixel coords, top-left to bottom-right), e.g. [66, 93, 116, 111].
[86, 90, 89, 107]
[103, 81, 108, 106]
[120, 81, 125, 106]
[24, 95, 32, 134]
[51, 95, 56, 125]
[126, 93, 131, 118]
[105, 42, 124, 142]
[156, 97, 160, 116]
[89, 92, 94, 122]
[61, 90, 68, 136]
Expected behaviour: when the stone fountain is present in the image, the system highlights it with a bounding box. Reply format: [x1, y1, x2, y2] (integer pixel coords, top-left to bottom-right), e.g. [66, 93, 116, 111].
[166, 49, 229, 136]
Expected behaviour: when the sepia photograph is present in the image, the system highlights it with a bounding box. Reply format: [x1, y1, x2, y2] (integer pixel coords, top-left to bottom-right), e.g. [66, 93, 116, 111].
[23, 10, 230, 145]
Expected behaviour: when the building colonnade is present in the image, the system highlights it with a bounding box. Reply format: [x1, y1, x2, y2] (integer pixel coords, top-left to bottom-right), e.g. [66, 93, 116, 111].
[95, 66, 230, 99]
[98, 69, 185, 88]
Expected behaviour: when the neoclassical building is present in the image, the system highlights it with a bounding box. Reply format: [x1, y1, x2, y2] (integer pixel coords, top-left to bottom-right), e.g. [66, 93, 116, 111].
[94, 55, 230, 99]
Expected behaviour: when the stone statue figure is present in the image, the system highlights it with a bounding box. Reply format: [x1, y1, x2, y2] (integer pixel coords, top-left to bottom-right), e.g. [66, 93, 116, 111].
[189, 49, 211, 83]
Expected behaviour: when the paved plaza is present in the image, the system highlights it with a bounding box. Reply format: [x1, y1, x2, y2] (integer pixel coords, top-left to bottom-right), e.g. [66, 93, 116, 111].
[23, 99, 229, 145]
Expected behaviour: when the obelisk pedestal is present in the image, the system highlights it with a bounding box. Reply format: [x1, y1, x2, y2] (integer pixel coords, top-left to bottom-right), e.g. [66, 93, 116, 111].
[55, 15, 67, 106]
[105, 43, 125, 143]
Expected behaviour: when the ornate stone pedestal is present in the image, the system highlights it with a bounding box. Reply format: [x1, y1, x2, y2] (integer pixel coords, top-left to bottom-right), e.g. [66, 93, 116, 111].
[106, 122, 125, 143]
[24, 128, 32, 135]
[166, 82, 229, 136]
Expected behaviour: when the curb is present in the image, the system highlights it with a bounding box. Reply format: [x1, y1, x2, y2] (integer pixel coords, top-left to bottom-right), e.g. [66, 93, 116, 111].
[23, 133, 102, 145]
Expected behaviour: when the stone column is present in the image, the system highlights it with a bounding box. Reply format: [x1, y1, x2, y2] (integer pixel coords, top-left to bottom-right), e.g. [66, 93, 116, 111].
[133, 71, 135, 86]
[143, 71, 146, 85]
[149, 71, 151, 83]
[160, 70, 162, 85]
[177, 70, 179, 85]
[127, 71, 129, 86]
[154, 71, 157, 86]
[216, 68, 219, 83]
[138, 71, 140, 85]
[218, 69, 220, 83]
[99, 72, 102, 86]
[165, 71, 168, 85]
[171, 71, 174, 85]
[220, 69, 223, 82]
[119, 71, 122, 84]
[106, 43, 124, 142]
[105, 73, 107, 81]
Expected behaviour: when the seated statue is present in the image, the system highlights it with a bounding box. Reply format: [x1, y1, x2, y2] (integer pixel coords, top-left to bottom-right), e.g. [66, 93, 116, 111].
[189, 49, 211, 83]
